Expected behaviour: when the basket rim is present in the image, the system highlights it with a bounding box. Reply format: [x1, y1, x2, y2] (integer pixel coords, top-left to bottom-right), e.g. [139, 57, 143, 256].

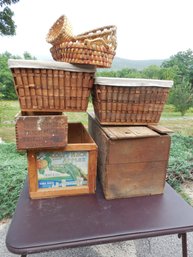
[94, 77, 173, 88]
[75, 25, 117, 40]
[8, 59, 96, 73]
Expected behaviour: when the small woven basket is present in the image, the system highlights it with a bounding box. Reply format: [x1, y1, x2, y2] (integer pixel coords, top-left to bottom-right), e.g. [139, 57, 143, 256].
[46, 15, 74, 45]
[50, 25, 117, 68]
[92, 77, 173, 125]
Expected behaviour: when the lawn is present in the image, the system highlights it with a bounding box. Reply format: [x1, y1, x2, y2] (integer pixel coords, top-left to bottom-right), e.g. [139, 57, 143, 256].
[0, 100, 94, 142]
[1, 100, 193, 142]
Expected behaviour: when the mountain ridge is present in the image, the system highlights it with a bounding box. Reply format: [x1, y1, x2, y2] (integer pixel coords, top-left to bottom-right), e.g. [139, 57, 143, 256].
[107, 56, 166, 71]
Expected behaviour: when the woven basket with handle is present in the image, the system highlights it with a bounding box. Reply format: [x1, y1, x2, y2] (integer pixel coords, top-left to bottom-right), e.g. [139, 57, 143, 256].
[48, 22, 117, 68]
[46, 15, 74, 45]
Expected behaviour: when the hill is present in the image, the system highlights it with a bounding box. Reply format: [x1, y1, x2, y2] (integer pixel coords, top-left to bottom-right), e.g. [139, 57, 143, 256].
[107, 57, 166, 71]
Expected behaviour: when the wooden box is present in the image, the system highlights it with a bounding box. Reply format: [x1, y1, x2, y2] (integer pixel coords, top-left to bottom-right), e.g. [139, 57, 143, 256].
[88, 113, 171, 200]
[27, 123, 97, 199]
[15, 114, 68, 150]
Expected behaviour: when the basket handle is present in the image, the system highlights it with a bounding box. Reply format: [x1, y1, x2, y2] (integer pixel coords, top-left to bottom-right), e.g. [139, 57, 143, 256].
[84, 38, 110, 50]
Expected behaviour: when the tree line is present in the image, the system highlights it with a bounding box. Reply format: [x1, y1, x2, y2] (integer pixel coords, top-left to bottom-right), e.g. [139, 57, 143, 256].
[0, 51, 36, 100]
[0, 49, 193, 115]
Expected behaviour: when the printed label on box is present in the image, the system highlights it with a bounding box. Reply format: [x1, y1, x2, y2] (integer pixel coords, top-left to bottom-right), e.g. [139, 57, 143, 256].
[37, 151, 88, 189]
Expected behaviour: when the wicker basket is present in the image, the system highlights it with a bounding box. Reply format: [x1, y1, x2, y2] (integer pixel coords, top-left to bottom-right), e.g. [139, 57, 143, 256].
[8, 59, 96, 112]
[92, 77, 173, 125]
[46, 15, 74, 45]
[49, 25, 117, 68]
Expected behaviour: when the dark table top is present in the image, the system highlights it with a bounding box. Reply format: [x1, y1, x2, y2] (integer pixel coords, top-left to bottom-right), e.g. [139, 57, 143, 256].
[6, 180, 193, 255]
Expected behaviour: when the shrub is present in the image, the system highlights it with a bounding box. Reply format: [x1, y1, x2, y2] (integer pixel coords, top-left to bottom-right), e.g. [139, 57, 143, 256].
[0, 143, 27, 220]
[167, 134, 193, 190]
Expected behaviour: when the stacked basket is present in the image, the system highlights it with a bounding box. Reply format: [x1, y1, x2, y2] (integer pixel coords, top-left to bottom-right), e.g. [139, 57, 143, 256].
[46, 15, 117, 67]
[92, 77, 173, 125]
[9, 14, 173, 200]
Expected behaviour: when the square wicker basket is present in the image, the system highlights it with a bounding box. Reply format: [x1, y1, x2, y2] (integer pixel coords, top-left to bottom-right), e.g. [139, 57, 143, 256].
[8, 59, 96, 112]
[92, 77, 173, 125]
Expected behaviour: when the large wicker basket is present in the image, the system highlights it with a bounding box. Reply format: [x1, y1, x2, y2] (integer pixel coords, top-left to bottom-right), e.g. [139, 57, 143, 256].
[48, 24, 117, 68]
[8, 59, 96, 112]
[92, 77, 173, 125]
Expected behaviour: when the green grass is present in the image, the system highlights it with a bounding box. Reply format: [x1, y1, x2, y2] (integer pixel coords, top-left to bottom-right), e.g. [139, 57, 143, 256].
[0, 100, 19, 126]
[160, 119, 193, 136]
[0, 143, 27, 220]
[0, 100, 94, 142]
[0, 101, 193, 142]
[167, 134, 193, 190]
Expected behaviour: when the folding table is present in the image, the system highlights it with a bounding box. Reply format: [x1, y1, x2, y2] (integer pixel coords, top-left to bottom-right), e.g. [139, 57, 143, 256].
[6, 180, 193, 257]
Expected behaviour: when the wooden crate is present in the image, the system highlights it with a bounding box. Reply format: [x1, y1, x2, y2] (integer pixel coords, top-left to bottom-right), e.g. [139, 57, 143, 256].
[27, 123, 97, 199]
[15, 113, 68, 150]
[88, 113, 171, 200]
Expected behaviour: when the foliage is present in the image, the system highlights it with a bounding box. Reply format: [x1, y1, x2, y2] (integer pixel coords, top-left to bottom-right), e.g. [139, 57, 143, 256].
[162, 49, 193, 87]
[97, 64, 175, 81]
[0, 0, 19, 36]
[162, 49, 193, 114]
[0, 51, 36, 99]
[0, 143, 27, 220]
[167, 134, 193, 190]
[169, 81, 193, 116]
[0, 52, 17, 99]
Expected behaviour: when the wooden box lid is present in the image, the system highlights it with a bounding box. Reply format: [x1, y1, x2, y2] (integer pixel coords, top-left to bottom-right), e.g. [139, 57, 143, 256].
[88, 113, 173, 140]
[15, 114, 68, 150]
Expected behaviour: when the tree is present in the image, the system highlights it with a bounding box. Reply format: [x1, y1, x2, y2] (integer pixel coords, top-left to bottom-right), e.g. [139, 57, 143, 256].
[162, 49, 193, 111]
[0, 51, 36, 99]
[0, 0, 19, 36]
[162, 49, 193, 87]
[23, 51, 36, 60]
[142, 65, 161, 79]
[0, 51, 17, 99]
[170, 81, 193, 116]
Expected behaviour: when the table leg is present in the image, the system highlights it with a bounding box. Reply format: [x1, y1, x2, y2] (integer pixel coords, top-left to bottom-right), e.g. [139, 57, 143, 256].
[21, 255, 27, 257]
[178, 233, 188, 257]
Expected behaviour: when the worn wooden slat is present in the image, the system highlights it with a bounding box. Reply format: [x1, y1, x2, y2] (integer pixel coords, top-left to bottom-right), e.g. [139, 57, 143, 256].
[27, 151, 38, 193]
[108, 136, 171, 164]
[105, 161, 167, 199]
[148, 124, 173, 134]
[30, 186, 89, 199]
[16, 115, 68, 150]
[101, 127, 119, 139]
[102, 126, 159, 140]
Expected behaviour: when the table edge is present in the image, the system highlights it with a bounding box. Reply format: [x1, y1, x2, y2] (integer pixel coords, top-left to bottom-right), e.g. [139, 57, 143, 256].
[6, 225, 193, 255]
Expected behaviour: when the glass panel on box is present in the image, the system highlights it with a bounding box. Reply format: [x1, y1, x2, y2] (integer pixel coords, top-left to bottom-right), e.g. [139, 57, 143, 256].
[37, 151, 88, 189]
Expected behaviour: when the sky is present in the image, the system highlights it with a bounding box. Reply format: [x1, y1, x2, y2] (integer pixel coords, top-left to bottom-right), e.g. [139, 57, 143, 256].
[0, 0, 193, 60]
